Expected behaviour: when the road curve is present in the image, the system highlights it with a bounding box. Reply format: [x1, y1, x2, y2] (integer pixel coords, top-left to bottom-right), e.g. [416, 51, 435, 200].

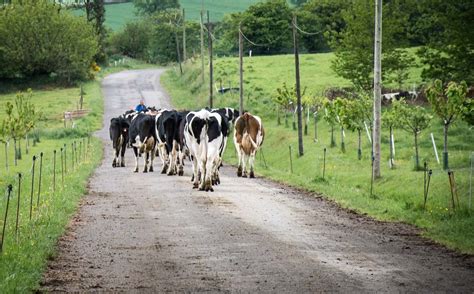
[41, 69, 473, 292]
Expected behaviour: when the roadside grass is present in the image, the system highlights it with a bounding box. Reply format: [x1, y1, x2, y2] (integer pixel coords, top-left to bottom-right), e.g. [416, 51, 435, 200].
[162, 52, 474, 254]
[0, 58, 153, 291]
[72, 0, 261, 31]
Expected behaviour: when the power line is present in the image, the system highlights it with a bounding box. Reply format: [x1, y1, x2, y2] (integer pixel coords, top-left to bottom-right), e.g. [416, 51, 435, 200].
[239, 28, 269, 47]
[292, 20, 323, 36]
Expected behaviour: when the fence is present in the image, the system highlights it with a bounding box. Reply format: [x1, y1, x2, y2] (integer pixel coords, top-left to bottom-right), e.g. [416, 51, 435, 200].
[0, 136, 93, 253]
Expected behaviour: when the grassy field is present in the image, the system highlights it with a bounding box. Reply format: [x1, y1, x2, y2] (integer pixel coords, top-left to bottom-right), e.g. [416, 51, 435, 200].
[0, 58, 154, 292]
[72, 0, 261, 31]
[162, 52, 474, 254]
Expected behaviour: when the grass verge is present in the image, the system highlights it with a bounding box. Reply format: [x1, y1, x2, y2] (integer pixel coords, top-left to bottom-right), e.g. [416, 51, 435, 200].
[161, 53, 473, 254]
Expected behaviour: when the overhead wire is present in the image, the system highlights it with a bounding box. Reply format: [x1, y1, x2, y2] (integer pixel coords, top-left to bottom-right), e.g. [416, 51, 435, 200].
[291, 19, 323, 36]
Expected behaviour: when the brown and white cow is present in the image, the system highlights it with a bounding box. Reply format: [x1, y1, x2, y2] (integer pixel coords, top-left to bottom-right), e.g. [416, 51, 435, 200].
[233, 112, 264, 178]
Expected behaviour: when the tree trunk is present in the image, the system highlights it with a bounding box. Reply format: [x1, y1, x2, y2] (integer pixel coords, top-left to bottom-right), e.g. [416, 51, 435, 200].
[17, 139, 22, 160]
[389, 125, 394, 168]
[5, 142, 8, 171]
[14, 139, 17, 166]
[340, 127, 345, 153]
[330, 125, 336, 147]
[443, 123, 449, 170]
[373, 0, 382, 178]
[277, 108, 281, 125]
[314, 114, 318, 142]
[25, 134, 29, 155]
[358, 129, 362, 160]
[414, 131, 420, 170]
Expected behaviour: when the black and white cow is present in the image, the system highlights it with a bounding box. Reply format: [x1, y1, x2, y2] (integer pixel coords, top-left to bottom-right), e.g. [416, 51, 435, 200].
[129, 113, 157, 173]
[184, 109, 227, 191]
[155, 109, 180, 175]
[109, 116, 130, 168]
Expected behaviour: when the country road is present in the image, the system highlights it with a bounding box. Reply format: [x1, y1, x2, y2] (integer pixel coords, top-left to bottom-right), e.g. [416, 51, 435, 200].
[41, 69, 473, 293]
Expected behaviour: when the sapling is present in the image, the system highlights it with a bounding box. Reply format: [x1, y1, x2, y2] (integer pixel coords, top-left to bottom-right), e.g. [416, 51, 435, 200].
[426, 80, 469, 170]
[393, 99, 432, 170]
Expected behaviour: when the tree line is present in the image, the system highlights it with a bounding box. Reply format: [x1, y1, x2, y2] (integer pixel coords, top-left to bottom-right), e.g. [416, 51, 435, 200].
[111, 0, 472, 91]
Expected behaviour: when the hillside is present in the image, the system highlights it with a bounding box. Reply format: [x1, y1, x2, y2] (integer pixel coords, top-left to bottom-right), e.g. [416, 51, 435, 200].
[72, 0, 261, 31]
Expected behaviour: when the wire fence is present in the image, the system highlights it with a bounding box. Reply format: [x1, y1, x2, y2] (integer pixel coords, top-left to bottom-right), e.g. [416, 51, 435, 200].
[0, 135, 94, 253]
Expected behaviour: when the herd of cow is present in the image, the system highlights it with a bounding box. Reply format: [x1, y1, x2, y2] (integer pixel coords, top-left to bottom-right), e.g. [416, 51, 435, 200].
[109, 107, 265, 191]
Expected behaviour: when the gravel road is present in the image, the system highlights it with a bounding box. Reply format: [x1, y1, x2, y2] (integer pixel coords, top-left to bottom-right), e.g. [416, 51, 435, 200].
[41, 69, 473, 293]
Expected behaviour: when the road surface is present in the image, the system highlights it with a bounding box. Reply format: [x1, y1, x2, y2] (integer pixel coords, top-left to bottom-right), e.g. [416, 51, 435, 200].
[41, 69, 473, 292]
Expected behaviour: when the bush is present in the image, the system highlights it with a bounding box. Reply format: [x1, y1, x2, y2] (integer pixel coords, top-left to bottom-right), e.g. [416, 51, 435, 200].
[109, 20, 151, 60]
[0, 0, 99, 82]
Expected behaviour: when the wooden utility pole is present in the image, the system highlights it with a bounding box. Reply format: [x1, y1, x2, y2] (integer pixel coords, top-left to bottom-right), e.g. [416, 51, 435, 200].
[239, 24, 244, 116]
[373, 0, 382, 178]
[200, 9, 205, 83]
[174, 30, 183, 76]
[182, 8, 186, 61]
[207, 10, 213, 108]
[293, 15, 304, 157]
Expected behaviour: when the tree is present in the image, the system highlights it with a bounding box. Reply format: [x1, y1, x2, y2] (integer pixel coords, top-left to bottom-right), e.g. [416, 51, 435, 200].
[384, 49, 416, 89]
[133, 0, 179, 15]
[337, 95, 372, 160]
[296, 0, 348, 52]
[216, 0, 293, 55]
[426, 80, 469, 170]
[109, 20, 151, 60]
[274, 82, 297, 128]
[322, 98, 338, 147]
[85, 0, 106, 63]
[416, 0, 474, 84]
[0, 0, 99, 82]
[393, 99, 432, 170]
[328, 0, 407, 91]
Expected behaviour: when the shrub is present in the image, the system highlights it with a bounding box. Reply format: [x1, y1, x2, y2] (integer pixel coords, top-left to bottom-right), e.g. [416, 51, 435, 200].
[0, 0, 99, 82]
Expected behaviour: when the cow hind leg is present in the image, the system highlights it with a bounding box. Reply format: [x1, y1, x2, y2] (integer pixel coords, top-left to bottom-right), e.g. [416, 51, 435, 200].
[242, 152, 248, 178]
[133, 148, 139, 173]
[143, 152, 149, 173]
[236, 148, 243, 177]
[249, 151, 256, 178]
[120, 141, 127, 167]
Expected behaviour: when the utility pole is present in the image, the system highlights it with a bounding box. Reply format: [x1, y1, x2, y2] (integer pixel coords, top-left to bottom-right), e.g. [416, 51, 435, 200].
[207, 10, 213, 108]
[182, 8, 186, 61]
[200, 6, 205, 83]
[293, 15, 304, 157]
[175, 29, 183, 76]
[373, 0, 382, 178]
[239, 24, 244, 116]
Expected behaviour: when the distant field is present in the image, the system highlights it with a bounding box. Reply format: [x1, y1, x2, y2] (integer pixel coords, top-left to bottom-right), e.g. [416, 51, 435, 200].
[72, 0, 261, 31]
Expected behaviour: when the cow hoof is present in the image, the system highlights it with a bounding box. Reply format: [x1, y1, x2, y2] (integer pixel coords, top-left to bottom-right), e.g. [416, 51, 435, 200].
[149, 166, 154, 172]
[133, 168, 138, 173]
[250, 171, 255, 178]
[193, 182, 199, 189]
[120, 163, 125, 167]
[237, 166, 242, 177]
[178, 170, 184, 176]
[242, 173, 248, 178]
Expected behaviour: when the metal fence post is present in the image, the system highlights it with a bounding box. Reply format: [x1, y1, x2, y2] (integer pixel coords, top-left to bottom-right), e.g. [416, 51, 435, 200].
[37, 152, 43, 206]
[1, 185, 13, 252]
[29, 155, 36, 220]
[15, 173, 21, 238]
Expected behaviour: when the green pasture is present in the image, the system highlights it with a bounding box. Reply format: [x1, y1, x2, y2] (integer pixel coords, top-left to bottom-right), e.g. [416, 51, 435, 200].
[72, 0, 261, 31]
[0, 58, 154, 292]
[162, 52, 474, 254]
